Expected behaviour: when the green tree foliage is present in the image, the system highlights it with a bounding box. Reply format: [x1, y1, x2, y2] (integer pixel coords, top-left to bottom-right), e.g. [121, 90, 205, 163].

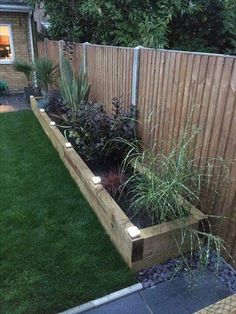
[28, 0, 236, 53]
[169, 0, 236, 54]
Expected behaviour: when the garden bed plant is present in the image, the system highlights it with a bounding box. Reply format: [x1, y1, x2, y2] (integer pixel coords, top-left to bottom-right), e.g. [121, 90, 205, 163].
[30, 56, 232, 272]
[13, 57, 58, 104]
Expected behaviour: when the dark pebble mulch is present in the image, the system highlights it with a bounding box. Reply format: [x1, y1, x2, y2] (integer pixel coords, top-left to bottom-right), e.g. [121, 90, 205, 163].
[137, 250, 236, 293]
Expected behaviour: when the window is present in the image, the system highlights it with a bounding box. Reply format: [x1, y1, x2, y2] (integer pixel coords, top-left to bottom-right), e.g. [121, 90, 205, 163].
[0, 25, 14, 64]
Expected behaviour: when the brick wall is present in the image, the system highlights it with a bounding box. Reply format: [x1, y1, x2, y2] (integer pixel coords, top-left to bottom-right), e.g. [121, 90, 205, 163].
[0, 12, 32, 92]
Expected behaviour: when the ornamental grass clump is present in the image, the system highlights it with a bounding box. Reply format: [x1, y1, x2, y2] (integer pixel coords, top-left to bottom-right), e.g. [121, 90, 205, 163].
[120, 128, 233, 270]
[121, 129, 206, 224]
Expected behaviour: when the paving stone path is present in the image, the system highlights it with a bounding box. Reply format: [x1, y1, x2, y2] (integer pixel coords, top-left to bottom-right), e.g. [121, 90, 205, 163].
[84, 270, 233, 314]
[0, 93, 30, 113]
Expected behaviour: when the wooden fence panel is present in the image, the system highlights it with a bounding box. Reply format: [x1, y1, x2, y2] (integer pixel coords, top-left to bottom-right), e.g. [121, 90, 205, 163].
[137, 49, 236, 260]
[86, 45, 134, 112]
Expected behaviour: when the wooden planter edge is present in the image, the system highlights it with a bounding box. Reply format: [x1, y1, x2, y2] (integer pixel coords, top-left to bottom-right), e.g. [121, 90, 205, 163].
[31, 97, 206, 271]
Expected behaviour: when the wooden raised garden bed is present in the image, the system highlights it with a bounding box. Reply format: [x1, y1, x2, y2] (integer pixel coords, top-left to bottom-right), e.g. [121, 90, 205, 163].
[31, 96, 206, 271]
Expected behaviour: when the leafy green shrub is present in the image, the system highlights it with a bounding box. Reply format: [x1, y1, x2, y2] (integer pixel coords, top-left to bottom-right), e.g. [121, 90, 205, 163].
[59, 57, 90, 127]
[34, 57, 58, 93]
[67, 102, 110, 162]
[46, 90, 64, 113]
[107, 98, 137, 158]
[63, 98, 136, 164]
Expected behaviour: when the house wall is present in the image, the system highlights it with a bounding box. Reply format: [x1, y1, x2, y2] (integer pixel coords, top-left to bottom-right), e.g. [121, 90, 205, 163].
[0, 12, 32, 92]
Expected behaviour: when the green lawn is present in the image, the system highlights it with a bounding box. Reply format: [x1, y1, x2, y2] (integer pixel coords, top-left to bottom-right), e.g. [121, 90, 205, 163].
[0, 110, 135, 314]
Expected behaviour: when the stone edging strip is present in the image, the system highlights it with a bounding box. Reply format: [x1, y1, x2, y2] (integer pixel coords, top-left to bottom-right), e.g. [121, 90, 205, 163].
[59, 283, 143, 314]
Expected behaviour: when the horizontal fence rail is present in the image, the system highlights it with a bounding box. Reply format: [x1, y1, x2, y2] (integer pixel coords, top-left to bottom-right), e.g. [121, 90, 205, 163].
[37, 39, 236, 263]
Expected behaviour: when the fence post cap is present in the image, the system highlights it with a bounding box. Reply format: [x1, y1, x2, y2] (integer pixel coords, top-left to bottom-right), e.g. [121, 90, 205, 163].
[134, 45, 143, 49]
[83, 42, 90, 45]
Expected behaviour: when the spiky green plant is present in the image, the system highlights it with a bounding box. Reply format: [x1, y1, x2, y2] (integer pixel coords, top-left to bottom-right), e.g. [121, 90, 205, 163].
[13, 59, 33, 85]
[119, 129, 233, 271]
[34, 57, 58, 93]
[58, 56, 90, 127]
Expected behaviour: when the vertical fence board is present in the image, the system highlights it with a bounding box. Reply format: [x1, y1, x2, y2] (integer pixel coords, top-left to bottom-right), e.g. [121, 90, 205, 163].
[72, 43, 83, 74]
[44, 40, 59, 65]
[37, 41, 45, 58]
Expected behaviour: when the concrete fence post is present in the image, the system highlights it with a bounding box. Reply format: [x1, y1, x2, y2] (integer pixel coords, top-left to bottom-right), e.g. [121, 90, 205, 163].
[58, 40, 65, 75]
[131, 46, 142, 107]
[83, 42, 90, 73]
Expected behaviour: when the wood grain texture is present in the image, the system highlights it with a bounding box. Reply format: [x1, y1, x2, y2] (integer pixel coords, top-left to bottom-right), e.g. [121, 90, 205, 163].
[44, 40, 59, 65]
[72, 43, 83, 74]
[36, 41, 45, 58]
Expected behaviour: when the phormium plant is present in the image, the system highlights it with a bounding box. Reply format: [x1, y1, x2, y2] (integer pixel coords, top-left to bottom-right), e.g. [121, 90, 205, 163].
[59, 56, 90, 128]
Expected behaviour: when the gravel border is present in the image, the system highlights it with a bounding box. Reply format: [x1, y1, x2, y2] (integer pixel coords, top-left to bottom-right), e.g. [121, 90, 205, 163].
[137, 250, 236, 293]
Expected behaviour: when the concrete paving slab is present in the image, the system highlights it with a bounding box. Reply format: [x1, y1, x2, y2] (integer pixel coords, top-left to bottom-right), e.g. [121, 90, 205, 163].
[140, 280, 177, 304]
[141, 270, 232, 314]
[0, 94, 30, 113]
[145, 295, 190, 314]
